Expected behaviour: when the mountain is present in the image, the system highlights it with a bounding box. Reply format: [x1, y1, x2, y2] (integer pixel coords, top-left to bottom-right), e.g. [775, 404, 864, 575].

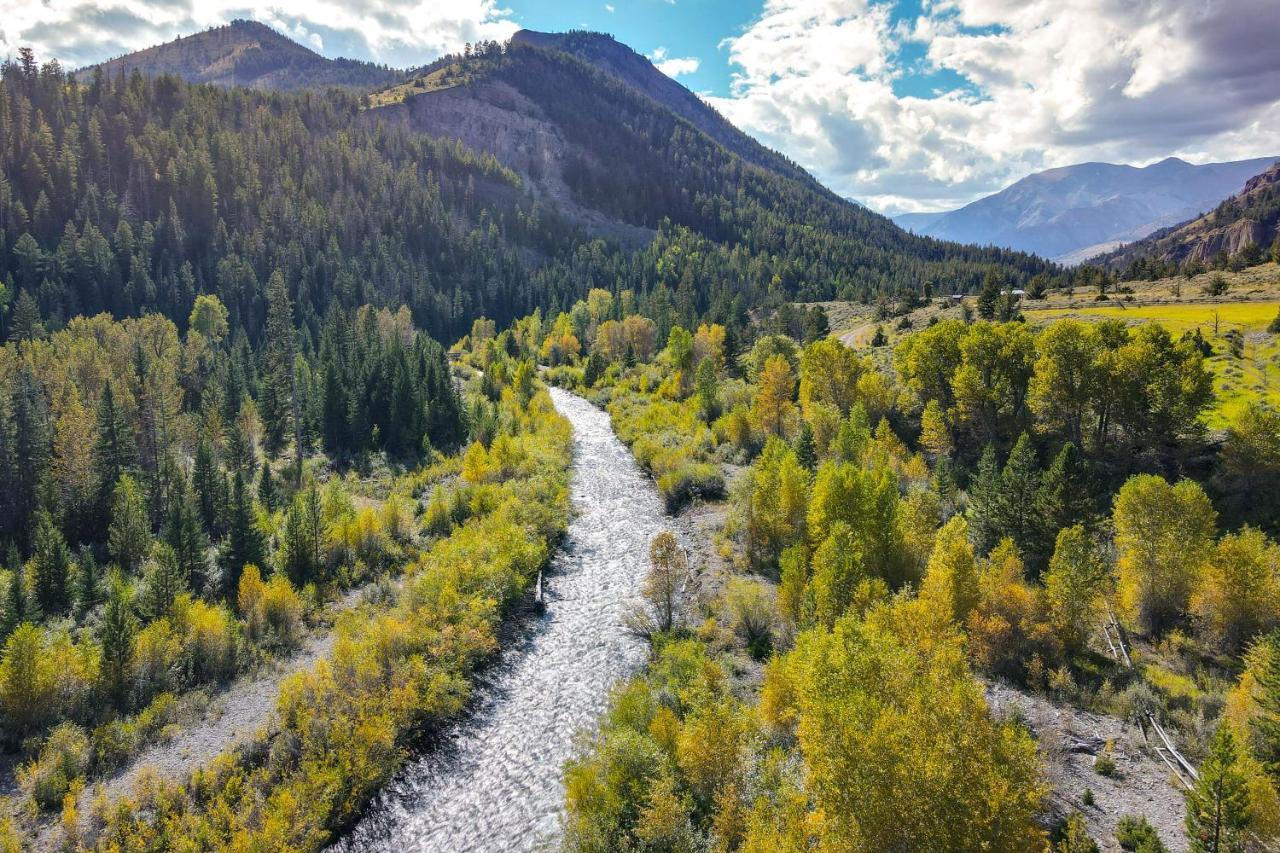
[506, 30, 812, 185]
[362, 33, 1057, 296]
[83, 19, 401, 91]
[893, 156, 1279, 264]
[2, 25, 1063, 355]
[1097, 161, 1280, 270]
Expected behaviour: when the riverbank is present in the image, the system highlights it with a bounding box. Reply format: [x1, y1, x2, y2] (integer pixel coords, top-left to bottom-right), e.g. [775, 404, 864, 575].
[22, 374, 574, 851]
[333, 386, 665, 852]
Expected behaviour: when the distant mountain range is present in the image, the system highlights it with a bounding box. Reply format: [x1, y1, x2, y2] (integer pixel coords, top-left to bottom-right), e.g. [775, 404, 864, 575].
[84, 19, 403, 91]
[895, 156, 1280, 264]
[1098, 160, 1280, 269]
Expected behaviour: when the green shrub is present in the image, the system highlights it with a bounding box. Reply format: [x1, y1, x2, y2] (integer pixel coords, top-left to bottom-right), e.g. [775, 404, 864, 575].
[20, 722, 90, 810]
[1115, 814, 1166, 851]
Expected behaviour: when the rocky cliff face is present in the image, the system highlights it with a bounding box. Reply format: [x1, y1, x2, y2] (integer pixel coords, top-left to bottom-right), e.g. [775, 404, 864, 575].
[1098, 161, 1280, 268]
[368, 76, 654, 246]
[507, 30, 816, 188]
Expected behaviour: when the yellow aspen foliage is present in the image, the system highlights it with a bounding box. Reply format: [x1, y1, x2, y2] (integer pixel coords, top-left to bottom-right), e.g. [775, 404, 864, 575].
[897, 487, 942, 585]
[777, 545, 811, 629]
[1114, 474, 1216, 634]
[460, 441, 493, 484]
[594, 318, 628, 361]
[798, 337, 865, 418]
[676, 700, 747, 803]
[238, 564, 267, 639]
[1191, 527, 1280, 654]
[856, 369, 897, 424]
[648, 705, 682, 757]
[1044, 525, 1109, 654]
[777, 607, 1045, 851]
[810, 522, 866, 627]
[692, 323, 727, 372]
[967, 539, 1060, 679]
[920, 398, 953, 459]
[758, 656, 798, 730]
[622, 315, 659, 361]
[635, 773, 695, 847]
[752, 354, 796, 438]
[920, 515, 981, 626]
[745, 438, 808, 568]
[802, 401, 842, 459]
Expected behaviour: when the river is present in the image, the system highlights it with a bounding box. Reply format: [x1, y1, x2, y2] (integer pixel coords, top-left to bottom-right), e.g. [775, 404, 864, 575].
[333, 387, 666, 852]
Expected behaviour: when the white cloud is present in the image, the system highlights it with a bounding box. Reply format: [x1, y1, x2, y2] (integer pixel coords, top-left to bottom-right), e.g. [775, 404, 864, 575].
[0, 0, 520, 70]
[648, 46, 700, 78]
[605, 3, 615, 11]
[709, 0, 1280, 213]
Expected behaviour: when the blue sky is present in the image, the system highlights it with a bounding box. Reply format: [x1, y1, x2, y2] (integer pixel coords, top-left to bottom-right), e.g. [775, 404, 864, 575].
[504, 0, 749, 98]
[501, 0, 977, 102]
[6, 0, 1280, 213]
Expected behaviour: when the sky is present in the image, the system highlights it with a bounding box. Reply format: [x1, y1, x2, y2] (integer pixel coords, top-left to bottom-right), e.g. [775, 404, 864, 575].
[3, 0, 1280, 215]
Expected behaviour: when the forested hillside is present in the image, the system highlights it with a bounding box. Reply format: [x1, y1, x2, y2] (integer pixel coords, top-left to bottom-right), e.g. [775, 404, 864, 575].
[370, 38, 1061, 306]
[0, 32, 1070, 358]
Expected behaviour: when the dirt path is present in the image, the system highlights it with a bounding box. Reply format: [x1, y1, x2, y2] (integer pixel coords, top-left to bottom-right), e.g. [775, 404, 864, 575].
[985, 681, 1188, 851]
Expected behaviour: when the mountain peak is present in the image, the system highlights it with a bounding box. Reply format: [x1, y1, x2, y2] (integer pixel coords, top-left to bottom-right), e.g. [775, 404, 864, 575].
[82, 19, 400, 91]
[893, 155, 1279, 262]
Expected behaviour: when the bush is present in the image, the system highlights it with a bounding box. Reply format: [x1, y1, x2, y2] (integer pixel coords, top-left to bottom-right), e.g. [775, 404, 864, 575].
[721, 577, 776, 660]
[656, 463, 725, 513]
[1115, 814, 1166, 852]
[91, 719, 137, 774]
[19, 722, 90, 810]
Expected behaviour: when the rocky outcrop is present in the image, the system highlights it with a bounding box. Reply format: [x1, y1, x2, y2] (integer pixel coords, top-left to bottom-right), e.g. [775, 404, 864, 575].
[1098, 161, 1280, 268]
[368, 79, 654, 247]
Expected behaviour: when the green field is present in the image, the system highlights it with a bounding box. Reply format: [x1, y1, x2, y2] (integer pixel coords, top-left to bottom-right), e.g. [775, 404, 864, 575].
[1027, 301, 1280, 428]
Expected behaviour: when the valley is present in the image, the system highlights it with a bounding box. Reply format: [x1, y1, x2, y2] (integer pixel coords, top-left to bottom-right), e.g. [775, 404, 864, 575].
[2, 13, 1280, 853]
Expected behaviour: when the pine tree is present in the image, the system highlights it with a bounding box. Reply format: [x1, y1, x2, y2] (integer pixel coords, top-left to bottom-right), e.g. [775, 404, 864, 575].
[695, 357, 719, 422]
[1185, 727, 1251, 852]
[1038, 442, 1093, 534]
[965, 444, 1003, 554]
[98, 570, 137, 708]
[1000, 433, 1044, 567]
[257, 463, 277, 512]
[93, 381, 136, 531]
[794, 421, 817, 470]
[72, 549, 99, 620]
[1, 563, 23, 639]
[165, 483, 210, 597]
[107, 474, 150, 574]
[142, 542, 185, 618]
[30, 510, 70, 616]
[10, 366, 50, 548]
[260, 270, 299, 465]
[281, 482, 323, 587]
[1253, 630, 1280, 782]
[219, 470, 265, 599]
[977, 273, 1002, 320]
[191, 435, 225, 537]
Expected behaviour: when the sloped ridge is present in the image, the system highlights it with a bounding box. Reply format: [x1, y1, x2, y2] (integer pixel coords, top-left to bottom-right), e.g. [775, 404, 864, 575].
[1098, 160, 1280, 268]
[509, 30, 814, 186]
[84, 19, 400, 91]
